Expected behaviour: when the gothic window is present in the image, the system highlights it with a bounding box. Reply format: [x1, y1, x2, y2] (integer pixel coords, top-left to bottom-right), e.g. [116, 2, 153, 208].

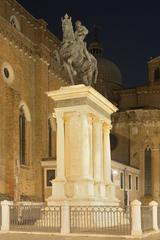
[10, 15, 21, 31]
[48, 119, 52, 157]
[144, 148, 152, 195]
[19, 107, 26, 165]
[154, 67, 160, 81]
[19, 102, 31, 166]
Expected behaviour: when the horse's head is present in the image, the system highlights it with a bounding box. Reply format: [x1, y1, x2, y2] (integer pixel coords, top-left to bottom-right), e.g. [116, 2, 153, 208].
[61, 14, 75, 42]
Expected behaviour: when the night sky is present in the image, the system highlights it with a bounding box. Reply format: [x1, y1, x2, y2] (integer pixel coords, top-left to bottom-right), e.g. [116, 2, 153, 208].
[17, 0, 160, 88]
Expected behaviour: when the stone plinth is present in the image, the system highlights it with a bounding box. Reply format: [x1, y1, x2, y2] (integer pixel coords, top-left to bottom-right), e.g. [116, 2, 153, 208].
[47, 84, 119, 206]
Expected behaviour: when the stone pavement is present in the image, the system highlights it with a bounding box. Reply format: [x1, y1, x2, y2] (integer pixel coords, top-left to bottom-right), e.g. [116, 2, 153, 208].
[0, 232, 160, 240]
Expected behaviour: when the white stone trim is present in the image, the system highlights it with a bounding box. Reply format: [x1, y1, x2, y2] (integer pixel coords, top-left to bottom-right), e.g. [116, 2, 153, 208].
[111, 160, 140, 175]
[19, 101, 31, 122]
[41, 160, 57, 167]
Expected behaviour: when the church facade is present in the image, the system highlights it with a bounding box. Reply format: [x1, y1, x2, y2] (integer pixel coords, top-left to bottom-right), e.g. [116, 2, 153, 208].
[0, 0, 66, 201]
[0, 0, 158, 205]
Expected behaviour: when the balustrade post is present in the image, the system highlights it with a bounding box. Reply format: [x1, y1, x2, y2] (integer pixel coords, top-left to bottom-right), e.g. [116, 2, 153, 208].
[61, 202, 70, 234]
[149, 200, 158, 231]
[131, 200, 142, 236]
[1, 200, 13, 231]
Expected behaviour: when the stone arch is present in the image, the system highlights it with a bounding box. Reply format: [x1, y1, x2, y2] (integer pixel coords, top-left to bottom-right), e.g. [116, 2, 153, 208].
[19, 101, 31, 122]
[10, 15, 21, 32]
[143, 135, 154, 150]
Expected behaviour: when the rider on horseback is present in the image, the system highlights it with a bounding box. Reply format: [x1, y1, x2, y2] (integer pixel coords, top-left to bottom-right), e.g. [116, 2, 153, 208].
[75, 20, 91, 63]
[59, 14, 98, 85]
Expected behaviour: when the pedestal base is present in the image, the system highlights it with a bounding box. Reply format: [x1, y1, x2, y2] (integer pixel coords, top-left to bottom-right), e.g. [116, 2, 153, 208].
[94, 181, 106, 198]
[47, 198, 119, 206]
[47, 179, 66, 201]
[47, 180, 119, 206]
[65, 179, 95, 199]
[106, 182, 117, 201]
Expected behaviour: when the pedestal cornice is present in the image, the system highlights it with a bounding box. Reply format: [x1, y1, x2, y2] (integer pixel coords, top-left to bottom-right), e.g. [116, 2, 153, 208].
[47, 85, 118, 117]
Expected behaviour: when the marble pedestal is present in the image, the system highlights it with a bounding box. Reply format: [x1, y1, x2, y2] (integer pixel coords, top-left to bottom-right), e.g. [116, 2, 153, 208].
[47, 84, 119, 206]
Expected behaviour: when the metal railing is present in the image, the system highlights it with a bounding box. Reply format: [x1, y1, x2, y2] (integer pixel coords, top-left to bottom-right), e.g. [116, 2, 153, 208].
[10, 204, 61, 232]
[141, 206, 153, 232]
[70, 206, 131, 235]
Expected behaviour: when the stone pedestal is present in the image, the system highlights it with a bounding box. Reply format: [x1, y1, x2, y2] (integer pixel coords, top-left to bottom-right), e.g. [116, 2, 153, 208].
[47, 84, 119, 206]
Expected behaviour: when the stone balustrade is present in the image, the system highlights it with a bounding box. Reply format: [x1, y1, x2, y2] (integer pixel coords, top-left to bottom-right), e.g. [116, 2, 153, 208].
[0, 199, 159, 237]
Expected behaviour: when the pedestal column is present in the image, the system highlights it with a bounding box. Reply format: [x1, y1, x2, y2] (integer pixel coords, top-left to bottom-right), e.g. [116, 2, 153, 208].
[103, 123, 112, 184]
[55, 110, 65, 180]
[64, 112, 94, 199]
[103, 122, 116, 200]
[81, 113, 92, 178]
[93, 118, 105, 197]
[48, 110, 66, 202]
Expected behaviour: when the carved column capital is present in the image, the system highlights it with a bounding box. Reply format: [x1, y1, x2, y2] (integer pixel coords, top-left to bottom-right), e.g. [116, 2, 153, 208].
[55, 110, 64, 120]
[103, 121, 112, 132]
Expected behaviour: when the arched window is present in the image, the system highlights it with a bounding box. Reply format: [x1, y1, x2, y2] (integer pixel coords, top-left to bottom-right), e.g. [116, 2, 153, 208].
[154, 67, 160, 81]
[48, 118, 52, 157]
[19, 102, 31, 166]
[47, 116, 56, 158]
[10, 15, 21, 31]
[144, 148, 152, 195]
[19, 107, 26, 165]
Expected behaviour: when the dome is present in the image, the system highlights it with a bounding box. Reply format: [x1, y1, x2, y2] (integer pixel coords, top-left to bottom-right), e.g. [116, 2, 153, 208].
[88, 33, 123, 103]
[97, 57, 122, 86]
[89, 41, 103, 58]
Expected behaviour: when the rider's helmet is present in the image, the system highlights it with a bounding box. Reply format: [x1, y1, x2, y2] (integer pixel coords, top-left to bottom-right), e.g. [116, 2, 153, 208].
[75, 20, 81, 28]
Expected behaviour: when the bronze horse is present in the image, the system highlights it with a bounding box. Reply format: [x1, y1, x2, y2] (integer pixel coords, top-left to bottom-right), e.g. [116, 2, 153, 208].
[57, 14, 98, 86]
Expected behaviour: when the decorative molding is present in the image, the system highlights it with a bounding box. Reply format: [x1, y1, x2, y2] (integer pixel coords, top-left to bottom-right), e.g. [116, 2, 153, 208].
[117, 85, 160, 96]
[112, 109, 160, 126]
